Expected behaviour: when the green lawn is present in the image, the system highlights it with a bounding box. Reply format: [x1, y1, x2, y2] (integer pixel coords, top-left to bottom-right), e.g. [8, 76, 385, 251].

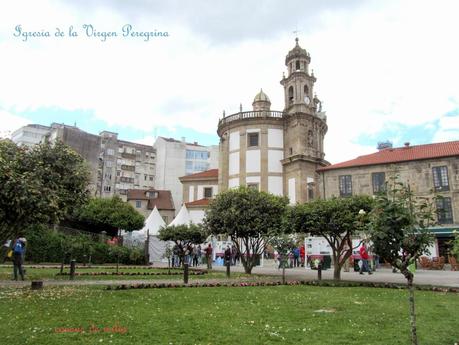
[0, 285, 457, 344]
[0, 266, 253, 281]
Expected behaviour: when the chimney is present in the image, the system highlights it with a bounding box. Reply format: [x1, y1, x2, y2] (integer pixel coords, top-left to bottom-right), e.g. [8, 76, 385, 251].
[404, 142, 410, 147]
[194, 141, 198, 145]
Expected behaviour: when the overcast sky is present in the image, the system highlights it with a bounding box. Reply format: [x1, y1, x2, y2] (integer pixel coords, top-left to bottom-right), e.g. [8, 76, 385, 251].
[0, 0, 458, 164]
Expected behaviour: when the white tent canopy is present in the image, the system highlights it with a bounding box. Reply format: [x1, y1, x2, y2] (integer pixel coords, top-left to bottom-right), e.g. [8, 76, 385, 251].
[168, 204, 192, 226]
[123, 206, 166, 246]
[141, 206, 167, 236]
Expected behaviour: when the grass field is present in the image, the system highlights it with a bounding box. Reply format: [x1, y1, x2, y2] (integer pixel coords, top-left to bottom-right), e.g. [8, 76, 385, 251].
[0, 266, 254, 281]
[0, 284, 457, 345]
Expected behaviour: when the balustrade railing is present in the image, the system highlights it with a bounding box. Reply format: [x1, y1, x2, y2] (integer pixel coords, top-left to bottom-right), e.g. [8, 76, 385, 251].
[218, 110, 284, 127]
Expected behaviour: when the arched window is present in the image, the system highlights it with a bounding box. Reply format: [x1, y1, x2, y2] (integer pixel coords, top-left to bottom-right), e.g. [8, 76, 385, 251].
[296, 60, 300, 70]
[304, 84, 309, 96]
[288, 86, 294, 104]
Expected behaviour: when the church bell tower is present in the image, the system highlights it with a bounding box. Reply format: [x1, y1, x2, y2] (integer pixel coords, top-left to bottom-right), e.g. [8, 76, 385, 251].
[281, 38, 328, 204]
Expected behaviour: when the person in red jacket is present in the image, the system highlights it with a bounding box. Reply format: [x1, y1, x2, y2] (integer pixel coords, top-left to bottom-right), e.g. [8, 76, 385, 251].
[300, 245, 305, 267]
[359, 242, 372, 275]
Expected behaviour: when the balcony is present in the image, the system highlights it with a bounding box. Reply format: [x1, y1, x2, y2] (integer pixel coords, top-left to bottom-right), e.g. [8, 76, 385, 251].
[218, 110, 284, 129]
[121, 151, 136, 159]
[121, 164, 135, 172]
[119, 176, 134, 184]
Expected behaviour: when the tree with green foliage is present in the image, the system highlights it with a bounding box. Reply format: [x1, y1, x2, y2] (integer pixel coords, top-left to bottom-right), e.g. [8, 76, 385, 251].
[269, 234, 297, 284]
[75, 196, 145, 236]
[158, 224, 207, 266]
[448, 230, 459, 260]
[369, 179, 435, 345]
[287, 195, 373, 280]
[0, 139, 90, 242]
[204, 187, 288, 274]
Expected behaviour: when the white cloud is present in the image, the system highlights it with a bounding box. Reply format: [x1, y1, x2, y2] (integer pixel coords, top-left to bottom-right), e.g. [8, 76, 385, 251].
[0, 110, 30, 138]
[0, 0, 458, 164]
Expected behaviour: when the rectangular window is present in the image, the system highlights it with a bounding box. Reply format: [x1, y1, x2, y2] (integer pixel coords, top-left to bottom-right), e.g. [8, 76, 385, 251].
[432, 166, 449, 192]
[186, 150, 210, 160]
[339, 175, 352, 197]
[103, 185, 111, 192]
[372, 172, 386, 194]
[204, 187, 213, 198]
[247, 183, 259, 191]
[436, 197, 453, 224]
[135, 200, 142, 208]
[105, 161, 113, 168]
[307, 183, 314, 200]
[247, 133, 259, 147]
[106, 148, 115, 156]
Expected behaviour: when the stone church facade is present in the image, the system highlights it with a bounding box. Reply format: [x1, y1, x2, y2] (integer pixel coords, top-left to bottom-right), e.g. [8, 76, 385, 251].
[217, 38, 328, 204]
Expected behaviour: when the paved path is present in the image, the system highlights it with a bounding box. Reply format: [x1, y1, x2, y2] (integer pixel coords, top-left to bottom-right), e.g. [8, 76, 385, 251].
[0, 261, 457, 288]
[211, 261, 459, 287]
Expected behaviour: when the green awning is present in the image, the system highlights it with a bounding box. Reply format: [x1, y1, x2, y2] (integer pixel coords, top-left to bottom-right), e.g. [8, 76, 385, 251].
[428, 226, 459, 236]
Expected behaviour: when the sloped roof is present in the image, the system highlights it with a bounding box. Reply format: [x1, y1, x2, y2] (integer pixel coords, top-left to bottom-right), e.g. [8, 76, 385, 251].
[185, 198, 211, 207]
[179, 169, 218, 181]
[127, 189, 175, 211]
[318, 141, 459, 172]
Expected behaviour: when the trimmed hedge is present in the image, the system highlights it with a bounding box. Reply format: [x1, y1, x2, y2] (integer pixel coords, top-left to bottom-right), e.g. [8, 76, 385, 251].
[24, 226, 144, 265]
[107, 279, 459, 293]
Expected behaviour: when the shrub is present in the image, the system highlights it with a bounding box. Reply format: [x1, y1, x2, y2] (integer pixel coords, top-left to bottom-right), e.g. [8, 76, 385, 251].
[24, 226, 145, 265]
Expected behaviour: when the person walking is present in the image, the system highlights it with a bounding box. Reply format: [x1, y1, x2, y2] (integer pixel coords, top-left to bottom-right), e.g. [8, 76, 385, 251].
[205, 243, 213, 269]
[300, 245, 305, 267]
[12, 237, 26, 281]
[359, 242, 372, 275]
[293, 247, 300, 267]
[224, 246, 231, 266]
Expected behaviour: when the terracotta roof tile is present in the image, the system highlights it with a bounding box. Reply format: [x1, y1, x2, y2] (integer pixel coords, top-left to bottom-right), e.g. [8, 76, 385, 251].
[318, 141, 459, 172]
[179, 169, 218, 181]
[185, 198, 211, 207]
[127, 188, 175, 211]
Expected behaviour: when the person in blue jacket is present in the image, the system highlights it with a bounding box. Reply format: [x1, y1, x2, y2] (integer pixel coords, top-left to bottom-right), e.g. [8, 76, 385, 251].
[12, 237, 26, 281]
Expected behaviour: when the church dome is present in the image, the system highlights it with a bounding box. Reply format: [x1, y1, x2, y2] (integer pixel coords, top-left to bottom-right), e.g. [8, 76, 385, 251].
[253, 89, 271, 103]
[285, 38, 310, 65]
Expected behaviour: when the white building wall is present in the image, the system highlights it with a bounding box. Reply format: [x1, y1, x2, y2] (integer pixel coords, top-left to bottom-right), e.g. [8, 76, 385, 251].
[246, 150, 260, 173]
[228, 177, 239, 189]
[268, 150, 283, 173]
[229, 152, 240, 175]
[246, 176, 260, 184]
[154, 137, 218, 213]
[229, 131, 240, 151]
[189, 210, 206, 224]
[189, 185, 195, 202]
[268, 176, 283, 196]
[268, 128, 283, 148]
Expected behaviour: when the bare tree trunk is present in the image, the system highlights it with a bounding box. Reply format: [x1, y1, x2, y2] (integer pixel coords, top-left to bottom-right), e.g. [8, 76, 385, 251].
[402, 269, 418, 345]
[281, 255, 286, 284]
[333, 264, 341, 280]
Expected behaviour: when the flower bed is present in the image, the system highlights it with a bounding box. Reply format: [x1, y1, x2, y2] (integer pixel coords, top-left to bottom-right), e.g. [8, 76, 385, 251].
[19, 265, 203, 271]
[106, 279, 459, 293]
[56, 270, 207, 276]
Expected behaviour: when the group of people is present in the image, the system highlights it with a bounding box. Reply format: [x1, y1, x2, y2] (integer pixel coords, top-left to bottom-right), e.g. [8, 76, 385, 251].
[276, 246, 306, 269]
[2, 236, 27, 281]
[170, 243, 216, 269]
[223, 245, 240, 266]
